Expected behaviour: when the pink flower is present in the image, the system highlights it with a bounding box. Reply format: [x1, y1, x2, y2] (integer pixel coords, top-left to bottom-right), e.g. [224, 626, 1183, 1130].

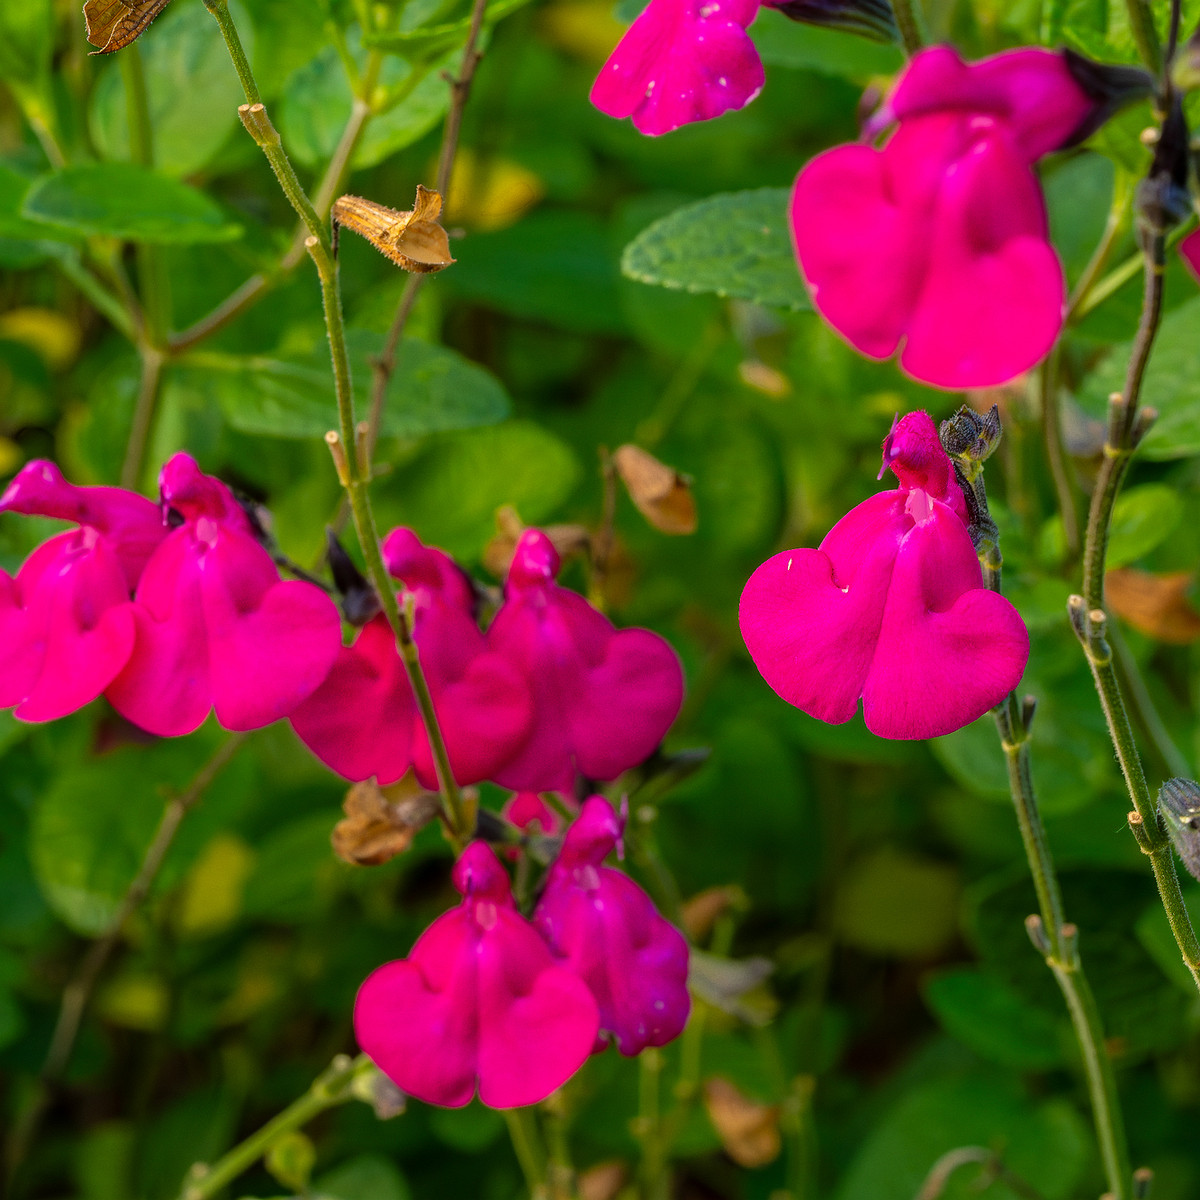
[504, 791, 567, 836]
[0, 462, 166, 721]
[487, 529, 684, 793]
[355, 841, 600, 1108]
[290, 528, 533, 789]
[106, 453, 342, 737]
[792, 46, 1095, 389]
[590, 0, 764, 136]
[533, 796, 690, 1055]
[739, 412, 1028, 739]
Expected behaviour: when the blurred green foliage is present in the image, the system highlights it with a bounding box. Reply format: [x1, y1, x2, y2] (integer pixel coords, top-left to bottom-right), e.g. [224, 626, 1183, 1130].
[1, 0, 1200, 1198]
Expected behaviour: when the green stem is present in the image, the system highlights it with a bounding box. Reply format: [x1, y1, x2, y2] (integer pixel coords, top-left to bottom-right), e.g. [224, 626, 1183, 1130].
[120, 45, 171, 349]
[636, 1048, 669, 1200]
[504, 1108, 548, 1200]
[1110, 624, 1191, 779]
[992, 696, 1132, 1200]
[211, 0, 470, 850]
[120, 345, 166, 490]
[202, 0, 261, 105]
[1066, 172, 1134, 326]
[1124, 0, 1163, 75]
[891, 0, 927, 53]
[1072, 229, 1200, 993]
[1037, 346, 1079, 560]
[178, 1054, 372, 1200]
[56, 254, 137, 341]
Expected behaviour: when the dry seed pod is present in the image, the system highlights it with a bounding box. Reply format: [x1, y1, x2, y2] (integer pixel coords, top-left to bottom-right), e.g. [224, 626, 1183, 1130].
[331, 776, 442, 866]
[332, 187, 455, 274]
[83, 0, 173, 53]
[613, 444, 697, 535]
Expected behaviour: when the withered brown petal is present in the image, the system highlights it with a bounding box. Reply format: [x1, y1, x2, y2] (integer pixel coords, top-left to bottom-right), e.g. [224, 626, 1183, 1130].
[331, 778, 441, 866]
[613, 443, 697, 535]
[702, 1077, 782, 1169]
[332, 190, 455, 275]
[1106, 567, 1200, 644]
[483, 504, 591, 578]
[578, 1161, 628, 1200]
[83, 0, 172, 53]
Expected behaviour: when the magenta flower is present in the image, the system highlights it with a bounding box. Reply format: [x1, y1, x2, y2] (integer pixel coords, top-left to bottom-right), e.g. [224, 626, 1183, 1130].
[504, 791, 567, 836]
[792, 46, 1096, 389]
[590, 0, 765, 136]
[105, 453, 342, 737]
[739, 412, 1028, 739]
[487, 529, 684, 793]
[355, 841, 600, 1108]
[290, 528, 533, 789]
[533, 796, 690, 1055]
[1182, 228, 1200, 283]
[0, 462, 166, 721]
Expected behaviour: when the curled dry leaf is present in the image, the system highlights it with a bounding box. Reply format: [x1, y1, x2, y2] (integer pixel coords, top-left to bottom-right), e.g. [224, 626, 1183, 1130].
[483, 504, 591, 579]
[613, 444, 697, 535]
[331, 775, 442, 866]
[702, 1077, 782, 1169]
[332, 186, 455, 274]
[1106, 567, 1200, 644]
[83, 0, 173, 53]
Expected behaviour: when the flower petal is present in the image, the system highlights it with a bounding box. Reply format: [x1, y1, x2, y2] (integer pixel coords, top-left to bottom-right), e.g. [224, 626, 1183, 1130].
[861, 501, 1029, 738]
[900, 121, 1063, 388]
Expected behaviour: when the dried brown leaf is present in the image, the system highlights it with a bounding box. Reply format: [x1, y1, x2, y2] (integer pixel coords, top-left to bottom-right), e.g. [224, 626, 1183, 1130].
[83, 0, 172, 53]
[702, 1077, 782, 1169]
[332, 187, 455, 274]
[613, 444, 697, 535]
[331, 776, 442, 866]
[1106, 567, 1200, 644]
[681, 885, 743, 942]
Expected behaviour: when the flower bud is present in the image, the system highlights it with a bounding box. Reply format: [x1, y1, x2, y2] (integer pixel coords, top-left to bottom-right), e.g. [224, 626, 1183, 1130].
[764, 0, 898, 43]
[1158, 778, 1200, 882]
[1060, 50, 1155, 147]
[1135, 99, 1191, 244]
[938, 404, 1003, 468]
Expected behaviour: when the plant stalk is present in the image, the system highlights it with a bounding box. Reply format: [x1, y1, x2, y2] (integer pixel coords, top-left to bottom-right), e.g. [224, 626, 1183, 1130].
[891, 0, 927, 53]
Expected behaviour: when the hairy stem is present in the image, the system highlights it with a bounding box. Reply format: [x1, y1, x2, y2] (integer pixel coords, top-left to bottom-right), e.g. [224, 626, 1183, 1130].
[178, 1053, 373, 1200]
[5, 735, 245, 1188]
[504, 1108, 549, 1200]
[1073, 228, 1200, 993]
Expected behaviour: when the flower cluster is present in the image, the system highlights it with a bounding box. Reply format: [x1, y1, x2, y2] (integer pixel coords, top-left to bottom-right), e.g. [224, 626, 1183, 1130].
[1, 462, 685, 798]
[355, 797, 690, 1107]
[739, 411, 1029, 738]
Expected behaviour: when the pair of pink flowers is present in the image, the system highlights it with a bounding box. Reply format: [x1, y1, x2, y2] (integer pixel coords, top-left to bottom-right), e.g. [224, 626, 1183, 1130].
[595, 7, 1128, 388]
[354, 796, 690, 1108]
[0, 458, 685, 798]
[0, 456, 341, 734]
[291, 527, 685, 793]
[740, 411, 1029, 738]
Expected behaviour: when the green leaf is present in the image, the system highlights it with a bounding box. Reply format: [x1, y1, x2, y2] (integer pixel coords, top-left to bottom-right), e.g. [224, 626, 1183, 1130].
[88, 1, 253, 177]
[314, 1155, 411, 1200]
[1040, 482, 1182, 567]
[837, 1073, 1088, 1200]
[751, 9, 902, 78]
[195, 332, 510, 439]
[924, 968, 1066, 1069]
[364, 0, 532, 59]
[429, 1103, 506, 1151]
[30, 735, 252, 935]
[0, 165, 80, 245]
[22, 164, 242, 245]
[0, 0, 53, 87]
[279, 39, 452, 170]
[621, 189, 811, 312]
[374, 419, 581, 560]
[447, 211, 629, 334]
[240, 813, 343, 922]
[1077, 295, 1200, 460]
